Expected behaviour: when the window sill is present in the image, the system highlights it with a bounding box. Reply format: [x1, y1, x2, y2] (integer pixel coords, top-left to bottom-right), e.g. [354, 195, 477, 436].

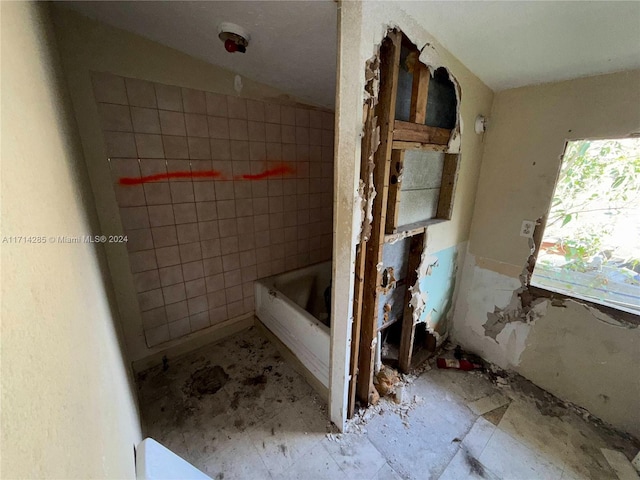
[527, 285, 640, 326]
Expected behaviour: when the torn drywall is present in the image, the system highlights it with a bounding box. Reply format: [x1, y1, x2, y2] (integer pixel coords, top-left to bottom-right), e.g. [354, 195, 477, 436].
[357, 55, 381, 243]
[481, 229, 546, 339]
[416, 41, 463, 154]
[418, 246, 460, 334]
[358, 27, 464, 345]
[481, 226, 638, 342]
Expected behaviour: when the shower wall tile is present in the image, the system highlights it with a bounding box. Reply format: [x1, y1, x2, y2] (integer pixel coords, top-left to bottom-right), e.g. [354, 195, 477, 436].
[125, 78, 157, 108]
[92, 72, 128, 105]
[96, 74, 334, 348]
[131, 107, 160, 134]
[155, 84, 183, 111]
[190, 311, 210, 332]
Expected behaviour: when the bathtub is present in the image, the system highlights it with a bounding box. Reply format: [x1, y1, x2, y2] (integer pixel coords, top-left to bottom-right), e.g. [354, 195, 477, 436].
[255, 261, 331, 394]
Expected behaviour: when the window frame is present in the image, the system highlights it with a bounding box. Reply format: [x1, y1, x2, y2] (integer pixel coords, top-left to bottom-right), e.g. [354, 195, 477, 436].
[527, 137, 640, 325]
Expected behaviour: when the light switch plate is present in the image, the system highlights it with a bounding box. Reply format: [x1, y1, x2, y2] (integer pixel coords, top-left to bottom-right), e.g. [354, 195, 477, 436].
[520, 220, 535, 238]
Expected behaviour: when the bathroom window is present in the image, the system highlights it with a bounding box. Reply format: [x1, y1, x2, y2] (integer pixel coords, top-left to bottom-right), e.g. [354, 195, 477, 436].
[530, 137, 640, 315]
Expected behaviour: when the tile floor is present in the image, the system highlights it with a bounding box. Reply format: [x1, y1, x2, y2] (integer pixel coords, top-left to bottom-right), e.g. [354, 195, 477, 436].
[137, 325, 638, 480]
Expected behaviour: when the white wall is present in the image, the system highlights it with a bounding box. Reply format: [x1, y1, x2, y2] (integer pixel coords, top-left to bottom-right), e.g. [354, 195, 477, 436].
[454, 71, 640, 438]
[1, 3, 142, 478]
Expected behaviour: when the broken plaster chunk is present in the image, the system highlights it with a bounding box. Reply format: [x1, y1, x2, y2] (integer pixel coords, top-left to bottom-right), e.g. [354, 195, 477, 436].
[374, 365, 401, 397]
[383, 303, 392, 323]
[418, 43, 442, 72]
[394, 384, 405, 404]
[369, 386, 380, 405]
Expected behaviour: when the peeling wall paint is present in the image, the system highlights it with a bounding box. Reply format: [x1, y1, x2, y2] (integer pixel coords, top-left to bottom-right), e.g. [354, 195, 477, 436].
[416, 245, 459, 334]
[455, 251, 640, 438]
[452, 70, 640, 438]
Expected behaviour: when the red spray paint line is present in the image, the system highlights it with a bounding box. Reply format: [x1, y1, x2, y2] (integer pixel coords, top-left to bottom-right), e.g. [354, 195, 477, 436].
[237, 165, 296, 181]
[119, 170, 223, 185]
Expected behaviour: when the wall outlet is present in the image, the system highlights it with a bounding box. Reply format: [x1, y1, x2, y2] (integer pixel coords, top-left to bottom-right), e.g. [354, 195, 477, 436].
[520, 220, 535, 238]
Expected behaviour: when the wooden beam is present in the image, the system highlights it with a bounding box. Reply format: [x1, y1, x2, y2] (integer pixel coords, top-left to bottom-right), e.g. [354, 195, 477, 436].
[410, 63, 430, 124]
[348, 56, 380, 418]
[393, 120, 451, 145]
[385, 150, 405, 234]
[348, 242, 365, 417]
[391, 141, 448, 152]
[398, 232, 425, 373]
[436, 154, 460, 220]
[356, 30, 402, 405]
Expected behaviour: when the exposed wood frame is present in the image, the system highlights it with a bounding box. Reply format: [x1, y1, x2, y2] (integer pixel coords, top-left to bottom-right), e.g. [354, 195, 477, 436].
[352, 30, 462, 408]
[356, 30, 402, 405]
[391, 141, 448, 152]
[436, 153, 460, 220]
[398, 232, 425, 372]
[385, 51, 451, 236]
[348, 242, 366, 417]
[385, 150, 405, 234]
[410, 62, 430, 124]
[393, 120, 451, 144]
[348, 54, 380, 416]
[385, 219, 447, 239]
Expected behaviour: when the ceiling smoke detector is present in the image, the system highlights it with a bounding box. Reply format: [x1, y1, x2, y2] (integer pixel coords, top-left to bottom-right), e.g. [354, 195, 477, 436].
[218, 22, 250, 54]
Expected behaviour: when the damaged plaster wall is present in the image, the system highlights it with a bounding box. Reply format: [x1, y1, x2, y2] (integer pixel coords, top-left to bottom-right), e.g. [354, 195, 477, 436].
[332, 1, 493, 428]
[415, 244, 463, 336]
[452, 70, 640, 438]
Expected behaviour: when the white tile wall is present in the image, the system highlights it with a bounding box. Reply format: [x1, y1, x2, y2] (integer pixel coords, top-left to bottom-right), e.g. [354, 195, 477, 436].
[94, 73, 334, 348]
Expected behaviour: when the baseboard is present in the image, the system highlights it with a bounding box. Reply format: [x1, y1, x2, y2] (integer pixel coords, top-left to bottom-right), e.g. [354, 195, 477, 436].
[131, 313, 254, 373]
[255, 319, 329, 401]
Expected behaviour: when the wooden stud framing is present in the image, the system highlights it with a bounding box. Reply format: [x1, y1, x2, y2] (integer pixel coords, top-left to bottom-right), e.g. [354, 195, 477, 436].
[410, 63, 430, 124]
[398, 232, 425, 373]
[351, 30, 461, 408]
[393, 120, 451, 144]
[436, 154, 460, 220]
[356, 31, 402, 404]
[391, 141, 448, 152]
[385, 150, 405, 234]
[348, 242, 366, 417]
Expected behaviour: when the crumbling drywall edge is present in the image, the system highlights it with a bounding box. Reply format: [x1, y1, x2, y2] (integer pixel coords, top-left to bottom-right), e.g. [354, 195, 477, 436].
[415, 42, 463, 153]
[354, 24, 466, 354]
[356, 52, 381, 244]
[482, 221, 638, 341]
[408, 247, 436, 333]
[483, 226, 555, 340]
[365, 27, 463, 345]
